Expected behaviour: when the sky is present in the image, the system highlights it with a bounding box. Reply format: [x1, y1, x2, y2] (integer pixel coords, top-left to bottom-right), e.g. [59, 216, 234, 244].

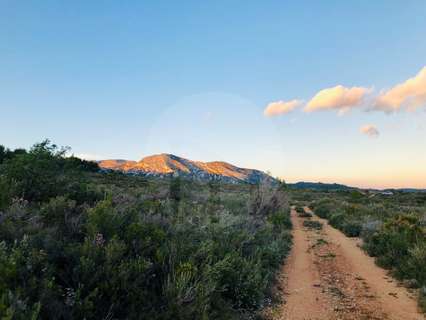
[1, 0, 426, 189]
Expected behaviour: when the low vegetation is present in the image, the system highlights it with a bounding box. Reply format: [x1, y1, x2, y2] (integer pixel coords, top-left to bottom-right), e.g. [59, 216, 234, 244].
[302, 220, 323, 230]
[293, 205, 311, 217]
[0, 141, 292, 319]
[304, 189, 426, 311]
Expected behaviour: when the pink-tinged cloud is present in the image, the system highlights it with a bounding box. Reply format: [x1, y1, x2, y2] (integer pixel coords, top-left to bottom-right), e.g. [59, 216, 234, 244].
[304, 85, 369, 114]
[360, 124, 379, 138]
[374, 66, 426, 113]
[264, 99, 302, 117]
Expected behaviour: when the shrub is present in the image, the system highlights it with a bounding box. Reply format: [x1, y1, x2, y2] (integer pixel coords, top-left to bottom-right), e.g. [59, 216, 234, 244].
[0, 177, 13, 210]
[268, 209, 292, 230]
[303, 220, 323, 230]
[419, 287, 426, 313]
[312, 200, 334, 219]
[0, 141, 294, 319]
[298, 211, 312, 218]
[294, 206, 305, 214]
[364, 215, 425, 281]
[340, 220, 362, 237]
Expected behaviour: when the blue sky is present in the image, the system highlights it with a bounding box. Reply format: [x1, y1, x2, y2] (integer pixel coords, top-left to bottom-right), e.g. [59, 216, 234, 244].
[1, 1, 426, 188]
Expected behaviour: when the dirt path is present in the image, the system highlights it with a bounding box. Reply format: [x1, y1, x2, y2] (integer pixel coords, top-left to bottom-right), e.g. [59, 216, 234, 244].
[270, 207, 425, 320]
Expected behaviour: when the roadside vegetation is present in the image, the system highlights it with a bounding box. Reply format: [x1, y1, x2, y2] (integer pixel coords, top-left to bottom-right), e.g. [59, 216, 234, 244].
[292, 188, 426, 311]
[0, 141, 291, 319]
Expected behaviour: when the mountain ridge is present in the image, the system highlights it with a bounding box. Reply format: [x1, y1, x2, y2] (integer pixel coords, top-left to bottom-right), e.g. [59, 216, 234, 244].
[98, 153, 275, 184]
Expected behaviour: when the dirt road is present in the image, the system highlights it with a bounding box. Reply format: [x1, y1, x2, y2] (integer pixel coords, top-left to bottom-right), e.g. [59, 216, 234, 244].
[270, 207, 425, 320]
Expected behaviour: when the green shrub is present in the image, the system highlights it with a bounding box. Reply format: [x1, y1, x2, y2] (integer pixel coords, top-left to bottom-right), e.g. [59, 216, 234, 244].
[419, 287, 426, 313]
[268, 209, 292, 230]
[364, 215, 425, 282]
[0, 177, 13, 210]
[0, 141, 293, 319]
[298, 211, 312, 218]
[340, 220, 362, 237]
[294, 206, 304, 214]
[312, 200, 334, 219]
[303, 220, 323, 230]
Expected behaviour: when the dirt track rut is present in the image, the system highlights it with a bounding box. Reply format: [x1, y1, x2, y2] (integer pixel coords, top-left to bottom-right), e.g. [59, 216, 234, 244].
[270, 207, 425, 320]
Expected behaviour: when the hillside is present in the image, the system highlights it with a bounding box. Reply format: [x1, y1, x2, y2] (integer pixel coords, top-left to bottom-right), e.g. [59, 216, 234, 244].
[288, 182, 356, 191]
[98, 153, 274, 184]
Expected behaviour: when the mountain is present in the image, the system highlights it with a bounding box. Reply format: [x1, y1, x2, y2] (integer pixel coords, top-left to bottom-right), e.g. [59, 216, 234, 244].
[98, 153, 275, 184]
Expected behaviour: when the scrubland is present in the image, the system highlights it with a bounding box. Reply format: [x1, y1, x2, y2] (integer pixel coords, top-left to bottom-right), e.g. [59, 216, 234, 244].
[0, 141, 291, 319]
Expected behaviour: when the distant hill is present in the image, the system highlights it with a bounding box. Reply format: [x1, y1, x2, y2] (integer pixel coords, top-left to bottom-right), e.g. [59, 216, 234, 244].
[288, 182, 356, 191]
[388, 188, 426, 193]
[288, 182, 426, 193]
[98, 153, 275, 184]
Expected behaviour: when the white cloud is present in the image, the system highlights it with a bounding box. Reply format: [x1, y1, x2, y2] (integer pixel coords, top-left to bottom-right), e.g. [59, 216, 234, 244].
[264, 99, 302, 117]
[360, 124, 379, 138]
[374, 66, 426, 113]
[305, 85, 369, 114]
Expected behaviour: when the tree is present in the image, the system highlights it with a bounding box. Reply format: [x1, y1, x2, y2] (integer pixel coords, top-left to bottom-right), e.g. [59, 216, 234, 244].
[169, 177, 182, 202]
[1, 140, 66, 202]
[0, 145, 6, 164]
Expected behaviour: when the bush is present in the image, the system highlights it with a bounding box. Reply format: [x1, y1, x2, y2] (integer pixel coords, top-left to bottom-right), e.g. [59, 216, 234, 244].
[298, 211, 312, 218]
[312, 200, 334, 219]
[340, 220, 362, 237]
[364, 215, 426, 283]
[268, 209, 292, 230]
[0, 177, 13, 210]
[419, 287, 426, 313]
[294, 206, 305, 214]
[303, 220, 323, 230]
[0, 140, 293, 319]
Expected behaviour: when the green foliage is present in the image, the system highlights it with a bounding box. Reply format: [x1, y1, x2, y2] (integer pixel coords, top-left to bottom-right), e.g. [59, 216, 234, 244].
[0, 140, 101, 204]
[0, 145, 6, 164]
[268, 209, 292, 230]
[0, 176, 13, 210]
[169, 177, 183, 202]
[295, 205, 312, 218]
[419, 287, 426, 313]
[303, 220, 323, 230]
[294, 206, 304, 214]
[364, 215, 426, 283]
[0, 140, 292, 319]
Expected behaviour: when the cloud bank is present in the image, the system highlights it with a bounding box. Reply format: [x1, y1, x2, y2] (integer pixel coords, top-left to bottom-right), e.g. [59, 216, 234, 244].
[264, 65, 426, 117]
[374, 67, 426, 113]
[360, 125, 379, 138]
[264, 99, 302, 117]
